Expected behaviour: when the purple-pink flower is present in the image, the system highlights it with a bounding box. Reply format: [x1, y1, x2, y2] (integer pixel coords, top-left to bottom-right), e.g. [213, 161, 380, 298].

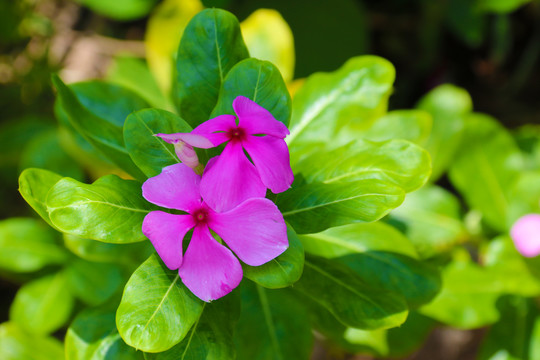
[156, 96, 294, 212]
[511, 214, 540, 258]
[142, 163, 288, 302]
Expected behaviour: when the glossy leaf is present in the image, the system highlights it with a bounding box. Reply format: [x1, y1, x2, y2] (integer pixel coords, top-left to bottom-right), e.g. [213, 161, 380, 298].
[420, 252, 503, 328]
[66, 259, 124, 306]
[0, 218, 68, 273]
[52, 75, 147, 180]
[0, 322, 64, 360]
[144, 294, 239, 360]
[361, 109, 432, 145]
[10, 272, 74, 335]
[417, 84, 472, 181]
[116, 255, 204, 352]
[242, 225, 304, 289]
[66, 304, 143, 360]
[175, 9, 249, 126]
[145, 0, 203, 95]
[389, 185, 467, 258]
[235, 283, 313, 360]
[277, 179, 404, 234]
[124, 109, 191, 177]
[47, 175, 154, 243]
[240, 9, 295, 82]
[448, 113, 523, 232]
[294, 255, 408, 330]
[300, 223, 440, 308]
[210, 58, 292, 126]
[19, 130, 84, 181]
[18, 168, 63, 227]
[294, 139, 431, 192]
[286, 56, 395, 148]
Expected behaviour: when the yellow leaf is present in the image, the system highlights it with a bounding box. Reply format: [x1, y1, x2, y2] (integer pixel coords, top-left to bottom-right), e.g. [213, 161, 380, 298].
[145, 0, 203, 95]
[240, 9, 295, 83]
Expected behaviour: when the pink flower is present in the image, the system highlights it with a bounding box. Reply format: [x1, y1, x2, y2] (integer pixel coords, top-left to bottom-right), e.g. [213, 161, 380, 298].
[511, 214, 540, 258]
[141, 163, 288, 302]
[156, 96, 294, 212]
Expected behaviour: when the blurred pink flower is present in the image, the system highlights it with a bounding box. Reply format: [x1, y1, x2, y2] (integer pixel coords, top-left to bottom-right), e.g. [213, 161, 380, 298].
[510, 214, 540, 257]
[141, 163, 288, 302]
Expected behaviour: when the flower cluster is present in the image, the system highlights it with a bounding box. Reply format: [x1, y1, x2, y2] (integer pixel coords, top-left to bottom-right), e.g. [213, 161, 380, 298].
[141, 96, 293, 301]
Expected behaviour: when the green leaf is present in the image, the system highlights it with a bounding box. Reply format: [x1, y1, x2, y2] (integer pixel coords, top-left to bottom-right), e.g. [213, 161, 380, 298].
[294, 255, 408, 330]
[507, 171, 540, 224]
[66, 304, 144, 360]
[63, 234, 153, 265]
[116, 254, 204, 352]
[277, 179, 404, 234]
[448, 113, 523, 232]
[477, 0, 532, 13]
[389, 185, 467, 258]
[210, 58, 292, 126]
[483, 236, 540, 297]
[300, 223, 441, 308]
[0, 322, 64, 360]
[144, 294, 239, 360]
[419, 252, 503, 328]
[360, 109, 433, 145]
[46, 175, 154, 243]
[175, 9, 249, 127]
[417, 84, 472, 181]
[10, 271, 75, 335]
[234, 283, 313, 360]
[478, 296, 536, 360]
[0, 218, 68, 273]
[18, 168, 63, 227]
[66, 259, 124, 306]
[124, 109, 192, 177]
[294, 139, 431, 193]
[107, 55, 174, 111]
[446, 0, 486, 48]
[51, 75, 147, 180]
[19, 130, 84, 181]
[76, 0, 158, 21]
[286, 56, 395, 149]
[242, 225, 304, 289]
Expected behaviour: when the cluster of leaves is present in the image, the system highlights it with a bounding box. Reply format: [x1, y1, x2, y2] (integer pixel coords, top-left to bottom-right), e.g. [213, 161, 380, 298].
[1, 7, 443, 359]
[2, 3, 540, 360]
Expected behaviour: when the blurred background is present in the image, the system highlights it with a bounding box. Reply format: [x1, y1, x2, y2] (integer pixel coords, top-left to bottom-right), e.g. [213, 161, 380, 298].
[1, 0, 539, 358]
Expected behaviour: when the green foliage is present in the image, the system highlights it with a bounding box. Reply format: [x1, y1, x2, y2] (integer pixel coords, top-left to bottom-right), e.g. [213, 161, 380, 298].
[116, 255, 204, 352]
[18, 168, 63, 227]
[294, 255, 408, 330]
[124, 109, 191, 177]
[10, 272, 74, 335]
[360, 110, 433, 145]
[210, 58, 292, 126]
[234, 283, 313, 360]
[0, 218, 68, 273]
[242, 225, 304, 289]
[175, 9, 249, 127]
[46, 175, 154, 243]
[66, 304, 144, 360]
[75, 0, 158, 21]
[0, 322, 64, 360]
[449, 113, 523, 232]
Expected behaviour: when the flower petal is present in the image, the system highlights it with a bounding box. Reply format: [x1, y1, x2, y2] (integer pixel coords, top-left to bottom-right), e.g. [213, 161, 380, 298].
[511, 214, 540, 258]
[191, 114, 237, 146]
[142, 211, 195, 270]
[178, 225, 243, 302]
[209, 198, 288, 266]
[233, 96, 289, 138]
[200, 141, 266, 212]
[142, 163, 201, 212]
[155, 133, 214, 149]
[242, 135, 294, 193]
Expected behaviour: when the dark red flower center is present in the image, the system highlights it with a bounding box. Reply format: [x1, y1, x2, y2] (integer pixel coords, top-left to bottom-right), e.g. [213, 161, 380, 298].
[228, 126, 246, 142]
[192, 208, 209, 225]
